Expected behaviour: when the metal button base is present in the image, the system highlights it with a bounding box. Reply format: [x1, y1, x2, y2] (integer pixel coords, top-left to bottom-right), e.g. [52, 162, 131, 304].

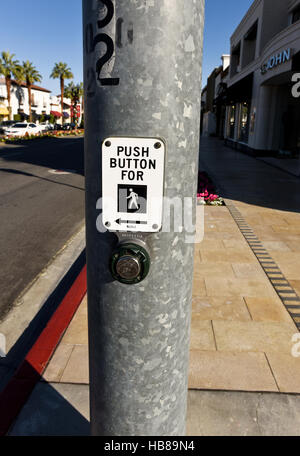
[110, 242, 150, 285]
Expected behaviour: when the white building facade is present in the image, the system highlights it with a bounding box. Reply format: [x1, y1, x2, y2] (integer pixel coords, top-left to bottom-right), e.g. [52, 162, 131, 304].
[56, 95, 83, 126]
[0, 80, 84, 126]
[0, 78, 51, 122]
[224, 0, 300, 157]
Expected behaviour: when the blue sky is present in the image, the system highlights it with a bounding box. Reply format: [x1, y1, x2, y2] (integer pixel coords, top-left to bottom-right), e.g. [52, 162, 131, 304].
[0, 0, 83, 94]
[0, 0, 253, 94]
[202, 0, 253, 85]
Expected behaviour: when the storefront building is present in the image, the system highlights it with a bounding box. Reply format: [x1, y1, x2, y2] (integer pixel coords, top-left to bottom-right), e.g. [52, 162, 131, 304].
[224, 0, 300, 157]
[0, 78, 51, 122]
[201, 55, 230, 137]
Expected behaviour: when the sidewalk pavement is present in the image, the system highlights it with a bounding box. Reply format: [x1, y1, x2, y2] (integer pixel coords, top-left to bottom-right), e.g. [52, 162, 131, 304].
[8, 137, 300, 435]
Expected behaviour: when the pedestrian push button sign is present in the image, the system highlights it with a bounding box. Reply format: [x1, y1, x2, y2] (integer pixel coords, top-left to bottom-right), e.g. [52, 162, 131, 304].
[102, 137, 165, 233]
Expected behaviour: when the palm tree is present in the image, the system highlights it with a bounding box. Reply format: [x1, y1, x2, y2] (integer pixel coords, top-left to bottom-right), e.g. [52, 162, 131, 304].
[0, 51, 19, 120]
[13, 64, 25, 114]
[22, 61, 42, 122]
[64, 82, 83, 127]
[50, 63, 73, 124]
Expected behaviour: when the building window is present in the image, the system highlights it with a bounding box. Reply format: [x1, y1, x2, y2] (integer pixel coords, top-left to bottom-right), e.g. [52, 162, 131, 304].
[239, 102, 250, 143]
[227, 105, 236, 139]
[292, 5, 300, 24]
[242, 21, 258, 68]
[230, 43, 241, 77]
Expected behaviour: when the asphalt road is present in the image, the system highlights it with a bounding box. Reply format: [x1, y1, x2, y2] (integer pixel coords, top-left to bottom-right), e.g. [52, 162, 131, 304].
[0, 137, 85, 320]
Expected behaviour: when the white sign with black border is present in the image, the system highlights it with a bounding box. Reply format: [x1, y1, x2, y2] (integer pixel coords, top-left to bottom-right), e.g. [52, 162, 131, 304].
[102, 137, 165, 233]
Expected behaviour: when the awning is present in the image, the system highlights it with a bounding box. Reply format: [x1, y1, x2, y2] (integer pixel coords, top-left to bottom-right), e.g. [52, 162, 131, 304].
[50, 111, 62, 117]
[0, 107, 9, 115]
[63, 112, 70, 118]
[226, 73, 254, 104]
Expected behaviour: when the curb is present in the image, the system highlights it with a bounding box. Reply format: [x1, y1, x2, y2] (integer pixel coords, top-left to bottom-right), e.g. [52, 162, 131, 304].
[0, 265, 87, 436]
[0, 226, 86, 375]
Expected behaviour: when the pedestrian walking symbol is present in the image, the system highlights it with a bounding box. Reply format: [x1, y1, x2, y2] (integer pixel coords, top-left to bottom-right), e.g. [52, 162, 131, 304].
[127, 189, 139, 210]
[118, 185, 147, 214]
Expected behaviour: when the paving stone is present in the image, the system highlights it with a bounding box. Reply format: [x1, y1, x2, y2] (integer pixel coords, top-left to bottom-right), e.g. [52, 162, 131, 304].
[222, 240, 253, 250]
[215, 222, 241, 233]
[244, 297, 293, 323]
[187, 390, 300, 436]
[262, 241, 291, 252]
[189, 350, 277, 392]
[190, 319, 216, 351]
[260, 216, 289, 226]
[268, 254, 300, 280]
[254, 228, 285, 242]
[60, 303, 88, 345]
[203, 231, 242, 241]
[60, 345, 89, 384]
[192, 277, 207, 297]
[225, 249, 258, 263]
[254, 393, 300, 436]
[187, 390, 261, 436]
[266, 352, 300, 393]
[205, 278, 277, 298]
[193, 262, 235, 280]
[213, 320, 297, 353]
[197, 240, 225, 251]
[204, 206, 230, 216]
[200, 250, 256, 264]
[43, 344, 74, 383]
[192, 297, 251, 321]
[289, 281, 300, 297]
[272, 225, 300, 234]
[231, 263, 266, 279]
[285, 241, 300, 252]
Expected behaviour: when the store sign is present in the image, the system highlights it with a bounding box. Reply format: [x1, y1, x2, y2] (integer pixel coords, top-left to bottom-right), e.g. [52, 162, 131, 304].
[261, 48, 292, 75]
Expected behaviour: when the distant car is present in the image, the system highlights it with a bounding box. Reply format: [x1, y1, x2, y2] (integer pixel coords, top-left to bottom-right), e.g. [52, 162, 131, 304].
[3, 122, 44, 137]
[62, 123, 76, 131]
[0, 121, 15, 134]
[39, 122, 52, 132]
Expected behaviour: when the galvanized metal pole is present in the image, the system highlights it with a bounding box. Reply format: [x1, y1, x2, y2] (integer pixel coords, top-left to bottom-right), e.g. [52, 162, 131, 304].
[83, 0, 205, 436]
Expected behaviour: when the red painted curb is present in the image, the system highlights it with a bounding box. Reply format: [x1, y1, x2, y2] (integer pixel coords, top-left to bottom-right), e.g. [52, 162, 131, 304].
[0, 265, 87, 436]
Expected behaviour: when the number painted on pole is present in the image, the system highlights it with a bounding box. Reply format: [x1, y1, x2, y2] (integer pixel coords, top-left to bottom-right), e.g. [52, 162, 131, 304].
[97, 0, 114, 29]
[86, 0, 119, 96]
[93, 33, 119, 86]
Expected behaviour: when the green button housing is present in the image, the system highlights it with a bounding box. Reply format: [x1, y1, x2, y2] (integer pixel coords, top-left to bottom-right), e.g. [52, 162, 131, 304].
[110, 242, 151, 285]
